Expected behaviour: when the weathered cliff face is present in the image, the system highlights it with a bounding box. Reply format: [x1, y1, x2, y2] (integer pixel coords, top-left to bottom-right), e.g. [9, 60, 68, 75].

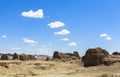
[112, 52, 120, 55]
[82, 47, 109, 67]
[82, 47, 120, 67]
[13, 53, 36, 61]
[1, 54, 9, 60]
[53, 51, 80, 61]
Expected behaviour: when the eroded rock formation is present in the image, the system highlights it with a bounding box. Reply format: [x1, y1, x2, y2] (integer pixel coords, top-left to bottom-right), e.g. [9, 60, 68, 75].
[82, 47, 109, 67]
[1, 54, 9, 60]
[53, 51, 80, 61]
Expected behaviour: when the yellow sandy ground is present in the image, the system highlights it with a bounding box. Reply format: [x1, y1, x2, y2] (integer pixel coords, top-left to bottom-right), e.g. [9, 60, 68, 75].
[0, 60, 119, 77]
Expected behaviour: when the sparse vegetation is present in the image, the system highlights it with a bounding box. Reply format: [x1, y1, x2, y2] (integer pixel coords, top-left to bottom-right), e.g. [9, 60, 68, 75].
[0, 48, 119, 77]
[29, 71, 37, 76]
[97, 74, 120, 77]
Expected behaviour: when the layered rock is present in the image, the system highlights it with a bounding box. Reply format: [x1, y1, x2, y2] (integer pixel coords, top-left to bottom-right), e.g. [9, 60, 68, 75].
[53, 51, 62, 59]
[112, 52, 120, 55]
[1, 54, 9, 60]
[82, 47, 109, 67]
[53, 51, 80, 61]
[13, 53, 19, 60]
[12, 53, 36, 61]
[103, 55, 120, 65]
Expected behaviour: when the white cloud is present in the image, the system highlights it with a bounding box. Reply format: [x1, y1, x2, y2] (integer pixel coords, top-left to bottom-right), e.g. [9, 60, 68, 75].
[60, 38, 69, 41]
[21, 9, 44, 18]
[1, 35, 7, 38]
[48, 21, 64, 28]
[22, 38, 38, 44]
[105, 36, 112, 40]
[54, 29, 70, 35]
[100, 33, 108, 37]
[100, 33, 112, 40]
[68, 42, 77, 46]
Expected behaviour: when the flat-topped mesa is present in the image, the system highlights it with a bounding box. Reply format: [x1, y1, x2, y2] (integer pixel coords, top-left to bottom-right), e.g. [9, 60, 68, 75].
[82, 47, 109, 67]
[1, 54, 9, 60]
[13, 53, 36, 61]
[53, 51, 80, 61]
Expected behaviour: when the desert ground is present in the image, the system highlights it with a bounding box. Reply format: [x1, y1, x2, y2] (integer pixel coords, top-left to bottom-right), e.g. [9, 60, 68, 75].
[0, 60, 119, 77]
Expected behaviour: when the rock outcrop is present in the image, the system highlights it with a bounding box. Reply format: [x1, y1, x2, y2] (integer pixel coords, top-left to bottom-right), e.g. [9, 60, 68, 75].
[53, 51, 62, 59]
[46, 56, 51, 61]
[1, 54, 9, 60]
[112, 52, 120, 55]
[82, 47, 109, 67]
[53, 51, 80, 61]
[12, 53, 36, 61]
[13, 53, 19, 60]
[19, 54, 26, 61]
[27, 55, 36, 60]
[19, 54, 36, 61]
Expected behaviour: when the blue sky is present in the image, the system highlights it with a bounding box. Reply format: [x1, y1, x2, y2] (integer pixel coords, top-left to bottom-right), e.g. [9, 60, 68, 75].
[0, 0, 120, 55]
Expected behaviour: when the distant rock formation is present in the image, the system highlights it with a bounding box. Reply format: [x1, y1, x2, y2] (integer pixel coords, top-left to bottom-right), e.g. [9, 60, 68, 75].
[82, 47, 109, 67]
[46, 56, 51, 61]
[19, 54, 26, 61]
[27, 55, 36, 60]
[19, 54, 36, 61]
[53, 51, 62, 59]
[13, 53, 19, 60]
[73, 51, 81, 59]
[112, 52, 120, 55]
[12, 53, 36, 61]
[82, 47, 120, 67]
[53, 51, 80, 61]
[1, 54, 9, 60]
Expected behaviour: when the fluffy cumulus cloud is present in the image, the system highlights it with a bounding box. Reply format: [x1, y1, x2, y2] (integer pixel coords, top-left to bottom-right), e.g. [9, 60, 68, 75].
[100, 33, 112, 40]
[22, 38, 38, 44]
[54, 29, 70, 35]
[68, 42, 77, 46]
[48, 21, 64, 28]
[1, 35, 7, 38]
[21, 9, 44, 18]
[60, 38, 69, 41]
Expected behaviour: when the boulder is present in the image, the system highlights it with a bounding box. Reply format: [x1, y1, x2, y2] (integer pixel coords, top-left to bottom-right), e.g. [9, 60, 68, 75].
[82, 47, 109, 67]
[46, 56, 51, 61]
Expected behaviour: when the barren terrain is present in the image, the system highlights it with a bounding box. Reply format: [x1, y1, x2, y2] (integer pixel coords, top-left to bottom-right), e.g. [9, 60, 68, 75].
[0, 60, 119, 77]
